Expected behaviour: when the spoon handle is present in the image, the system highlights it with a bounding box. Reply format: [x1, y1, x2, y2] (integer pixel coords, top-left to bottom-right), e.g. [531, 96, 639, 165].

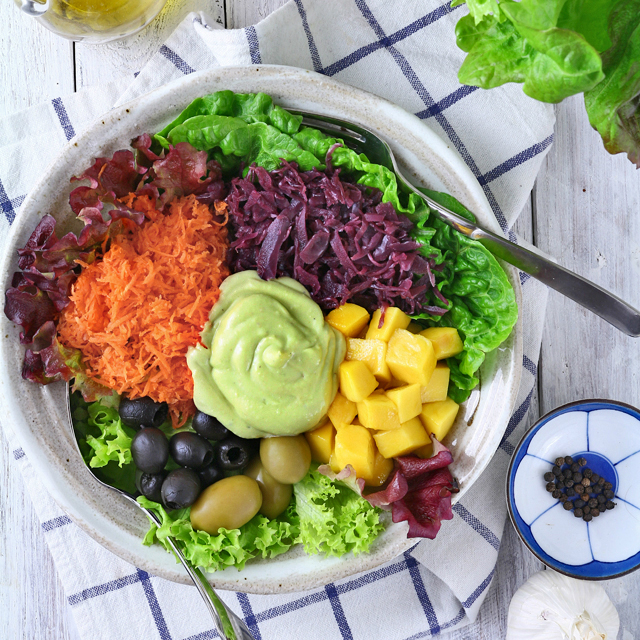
[142, 508, 255, 640]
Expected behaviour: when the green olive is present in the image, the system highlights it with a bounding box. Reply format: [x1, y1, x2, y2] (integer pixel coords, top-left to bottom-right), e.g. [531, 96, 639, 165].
[190, 475, 262, 535]
[244, 456, 293, 519]
[260, 435, 311, 485]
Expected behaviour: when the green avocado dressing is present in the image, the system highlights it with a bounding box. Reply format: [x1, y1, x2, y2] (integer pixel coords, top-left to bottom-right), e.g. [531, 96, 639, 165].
[187, 271, 346, 439]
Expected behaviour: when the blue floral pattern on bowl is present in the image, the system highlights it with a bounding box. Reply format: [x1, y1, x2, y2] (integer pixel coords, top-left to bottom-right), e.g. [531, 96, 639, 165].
[507, 400, 640, 580]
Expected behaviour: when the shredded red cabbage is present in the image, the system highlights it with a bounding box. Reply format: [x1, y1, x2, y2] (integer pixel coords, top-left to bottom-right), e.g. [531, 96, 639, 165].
[226, 161, 447, 315]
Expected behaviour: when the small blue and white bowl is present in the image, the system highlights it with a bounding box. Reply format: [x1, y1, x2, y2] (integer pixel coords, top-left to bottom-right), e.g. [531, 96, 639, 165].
[507, 400, 640, 580]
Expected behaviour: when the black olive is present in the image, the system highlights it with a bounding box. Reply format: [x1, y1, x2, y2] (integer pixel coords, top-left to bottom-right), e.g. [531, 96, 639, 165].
[161, 468, 201, 510]
[135, 468, 166, 503]
[119, 396, 168, 429]
[214, 435, 253, 471]
[169, 432, 214, 470]
[131, 427, 169, 474]
[192, 411, 229, 441]
[198, 462, 224, 488]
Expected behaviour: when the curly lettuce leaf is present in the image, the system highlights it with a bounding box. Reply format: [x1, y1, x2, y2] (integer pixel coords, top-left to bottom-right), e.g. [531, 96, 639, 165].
[293, 467, 384, 557]
[83, 402, 134, 469]
[584, 1, 640, 168]
[456, 0, 605, 103]
[139, 497, 300, 572]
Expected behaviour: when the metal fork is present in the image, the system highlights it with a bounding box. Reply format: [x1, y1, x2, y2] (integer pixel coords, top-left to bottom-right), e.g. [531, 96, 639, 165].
[65, 384, 255, 640]
[289, 110, 640, 337]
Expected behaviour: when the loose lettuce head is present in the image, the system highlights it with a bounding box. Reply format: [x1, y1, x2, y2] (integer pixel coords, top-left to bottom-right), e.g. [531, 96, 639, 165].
[453, 0, 640, 165]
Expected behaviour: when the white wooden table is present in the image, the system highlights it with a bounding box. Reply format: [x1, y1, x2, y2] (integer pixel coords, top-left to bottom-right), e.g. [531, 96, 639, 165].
[1, 2, 640, 638]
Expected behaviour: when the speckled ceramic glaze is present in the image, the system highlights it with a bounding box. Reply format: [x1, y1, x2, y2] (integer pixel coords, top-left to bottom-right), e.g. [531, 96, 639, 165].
[0, 66, 522, 593]
[508, 400, 640, 580]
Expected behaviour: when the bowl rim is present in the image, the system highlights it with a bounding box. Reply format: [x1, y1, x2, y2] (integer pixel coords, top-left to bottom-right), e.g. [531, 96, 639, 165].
[0, 64, 523, 592]
[506, 398, 640, 581]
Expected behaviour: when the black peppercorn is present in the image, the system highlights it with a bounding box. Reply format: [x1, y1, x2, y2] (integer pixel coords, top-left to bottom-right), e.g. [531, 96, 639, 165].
[591, 509, 600, 518]
[574, 508, 584, 517]
[592, 473, 600, 483]
[578, 458, 587, 466]
[570, 462, 579, 472]
[559, 494, 568, 503]
[604, 482, 613, 491]
[552, 466, 562, 476]
[588, 498, 598, 508]
[552, 489, 562, 499]
[566, 487, 576, 497]
[544, 472, 554, 482]
[563, 468, 572, 478]
[583, 513, 593, 522]
[583, 505, 591, 515]
[604, 489, 614, 499]
[556, 479, 566, 489]
[599, 504, 607, 513]
[573, 472, 583, 482]
[606, 501, 615, 510]
[597, 477, 605, 486]
[564, 456, 573, 465]
[565, 479, 574, 488]
[546, 482, 555, 492]
[574, 499, 585, 508]
[597, 494, 606, 504]
[583, 468, 593, 478]
[581, 493, 590, 502]
[593, 485, 602, 495]
[555, 457, 565, 467]
[563, 501, 573, 511]
[581, 477, 591, 487]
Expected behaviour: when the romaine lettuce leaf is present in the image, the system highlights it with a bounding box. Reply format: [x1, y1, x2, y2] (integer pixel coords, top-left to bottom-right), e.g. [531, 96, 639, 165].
[584, 1, 640, 168]
[456, 0, 605, 103]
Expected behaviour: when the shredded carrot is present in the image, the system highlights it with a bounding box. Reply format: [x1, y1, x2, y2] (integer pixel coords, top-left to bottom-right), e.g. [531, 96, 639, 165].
[58, 194, 229, 427]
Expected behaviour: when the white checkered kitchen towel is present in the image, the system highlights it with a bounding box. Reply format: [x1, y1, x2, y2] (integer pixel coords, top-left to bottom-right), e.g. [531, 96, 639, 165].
[0, 2, 554, 639]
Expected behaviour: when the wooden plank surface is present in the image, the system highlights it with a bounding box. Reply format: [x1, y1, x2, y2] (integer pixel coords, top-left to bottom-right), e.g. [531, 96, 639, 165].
[2, 1, 640, 638]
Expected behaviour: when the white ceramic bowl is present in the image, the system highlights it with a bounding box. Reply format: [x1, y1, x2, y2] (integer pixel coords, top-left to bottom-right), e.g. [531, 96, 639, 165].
[0, 65, 522, 593]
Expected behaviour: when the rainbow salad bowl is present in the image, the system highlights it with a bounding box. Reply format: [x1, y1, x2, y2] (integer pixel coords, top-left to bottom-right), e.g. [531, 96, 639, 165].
[508, 400, 640, 580]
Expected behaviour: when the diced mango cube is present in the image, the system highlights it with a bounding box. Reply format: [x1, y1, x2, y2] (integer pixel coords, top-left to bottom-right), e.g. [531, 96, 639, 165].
[373, 417, 431, 458]
[339, 361, 378, 402]
[346, 338, 391, 383]
[329, 452, 342, 474]
[363, 452, 394, 487]
[365, 307, 411, 342]
[385, 384, 422, 423]
[334, 424, 376, 479]
[305, 420, 335, 464]
[357, 394, 402, 431]
[419, 327, 464, 360]
[420, 363, 450, 403]
[407, 321, 424, 334]
[419, 397, 460, 441]
[326, 304, 371, 338]
[327, 392, 358, 429]
[385, 329, 436, 386]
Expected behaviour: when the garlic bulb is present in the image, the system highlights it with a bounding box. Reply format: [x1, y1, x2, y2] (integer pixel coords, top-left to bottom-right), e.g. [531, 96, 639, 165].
[506, 570, 619, 640]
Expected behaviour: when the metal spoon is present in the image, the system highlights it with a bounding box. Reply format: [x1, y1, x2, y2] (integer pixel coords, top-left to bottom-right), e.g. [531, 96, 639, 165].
[288, 110, 640, 338]
[65, 384, 255, 640]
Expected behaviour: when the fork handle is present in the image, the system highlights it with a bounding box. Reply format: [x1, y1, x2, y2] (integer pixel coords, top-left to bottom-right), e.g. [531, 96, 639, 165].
[417, 191, 640, 337]
[142, 508, 255, 640]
